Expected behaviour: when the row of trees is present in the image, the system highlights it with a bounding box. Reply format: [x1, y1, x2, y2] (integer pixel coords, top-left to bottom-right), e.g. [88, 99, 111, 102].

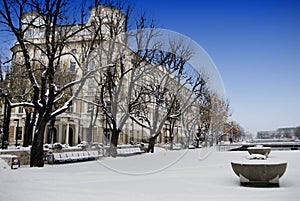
[223, 121, 246, 143]
[0, 0, 229, 167]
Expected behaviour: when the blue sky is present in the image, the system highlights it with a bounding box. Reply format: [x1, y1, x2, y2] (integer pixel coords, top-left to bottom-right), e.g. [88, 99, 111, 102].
[133, 0, 300, 134]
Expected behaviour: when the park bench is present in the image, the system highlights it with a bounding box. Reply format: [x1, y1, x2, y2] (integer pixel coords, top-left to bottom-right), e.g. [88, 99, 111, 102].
[117, 146, 144, 156]
[49, 150, 101, 164]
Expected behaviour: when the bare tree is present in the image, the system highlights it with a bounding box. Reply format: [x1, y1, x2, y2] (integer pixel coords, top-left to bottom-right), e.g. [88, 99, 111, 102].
[0, 0, 155, 160]
[1, 52, 13, 149]
[72, 2, 135, 156]
[181, 104, 200, 148]
[0, 0, 116, 166]
[76, 9, 164, 157]
[0, 91, 11, 149]
[205, 94, 229, 146]
[127, 36, 209, 153]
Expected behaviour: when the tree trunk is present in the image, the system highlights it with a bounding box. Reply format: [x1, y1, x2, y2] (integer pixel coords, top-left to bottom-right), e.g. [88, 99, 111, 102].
[88, 105, 94, 144]
[169, 120, 176, 150]
[186, 135, 191, 149]
[170, 136, 174, 150]
[23, 110, 36, 147]
[195, 139, 200, 148]
[1, 98, 11, 149]
[49, 116, 56, 144]
[110, 129, 120, 157]
[23, 111, 31, 147]
[30, 117, 47, 167]
[147, 136, 157, 153]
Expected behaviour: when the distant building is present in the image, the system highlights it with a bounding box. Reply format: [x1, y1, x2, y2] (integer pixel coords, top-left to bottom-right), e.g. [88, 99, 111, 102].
[257, 127, 298, 139]
[277, 128, 296, 138]
[257, 131, 277, 139]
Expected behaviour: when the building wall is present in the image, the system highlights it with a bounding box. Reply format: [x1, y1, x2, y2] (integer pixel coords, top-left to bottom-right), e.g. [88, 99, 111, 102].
[257, 127, 298, 139]
[2, 5, 189, 147]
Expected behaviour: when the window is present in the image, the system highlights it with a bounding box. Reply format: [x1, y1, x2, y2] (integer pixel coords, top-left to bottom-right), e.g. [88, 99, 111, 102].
[40, 50, 46, 57]
[24, 28, 34, 39]
[17, 127, 22, 140]
[119, 133, 123, 143]
[88, 79, 96, 88]
[89, 61, 95, 71]
[70, 62, 76, 72]
[68, 102, 74, 112]
[137, 131, 140, 142]
[17, 107, 24, 113]
[55, 62, 61, 71]
[87, 103, 94, 113]
[71, 49, 77, 54]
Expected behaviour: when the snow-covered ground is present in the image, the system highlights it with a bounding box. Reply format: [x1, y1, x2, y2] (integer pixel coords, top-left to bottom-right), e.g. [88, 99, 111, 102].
[1, 148, 299, 201]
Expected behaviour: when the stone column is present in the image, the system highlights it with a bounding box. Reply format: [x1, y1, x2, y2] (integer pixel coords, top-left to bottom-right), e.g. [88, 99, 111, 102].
[58, 123, 63, 143]
[75, 123, 79, 145]
[66, 122, 69, 145]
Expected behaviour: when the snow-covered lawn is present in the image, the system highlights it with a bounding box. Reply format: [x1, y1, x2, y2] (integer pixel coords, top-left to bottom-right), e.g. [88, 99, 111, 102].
[1, 148, 299, 201]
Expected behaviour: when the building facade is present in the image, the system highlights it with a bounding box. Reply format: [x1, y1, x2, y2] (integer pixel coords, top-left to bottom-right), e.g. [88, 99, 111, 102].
[257, 127, 299, 139]
[1, 5, 190, 147]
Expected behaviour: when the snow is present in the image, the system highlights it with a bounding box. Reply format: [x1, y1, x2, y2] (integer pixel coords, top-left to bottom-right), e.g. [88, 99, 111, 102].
[232, 157, 287, 165]
[1, 148, 300, 201]
[248, 146, 271, 150]
[246, 154, 267, 160]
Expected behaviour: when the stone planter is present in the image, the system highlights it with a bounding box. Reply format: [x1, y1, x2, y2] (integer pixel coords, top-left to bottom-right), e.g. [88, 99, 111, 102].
[231, 159, 287, 187]
[247, 146, 271, 156]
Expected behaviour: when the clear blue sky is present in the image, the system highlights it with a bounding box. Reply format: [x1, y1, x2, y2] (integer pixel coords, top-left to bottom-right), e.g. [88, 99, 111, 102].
[133, 0, 300, 134]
